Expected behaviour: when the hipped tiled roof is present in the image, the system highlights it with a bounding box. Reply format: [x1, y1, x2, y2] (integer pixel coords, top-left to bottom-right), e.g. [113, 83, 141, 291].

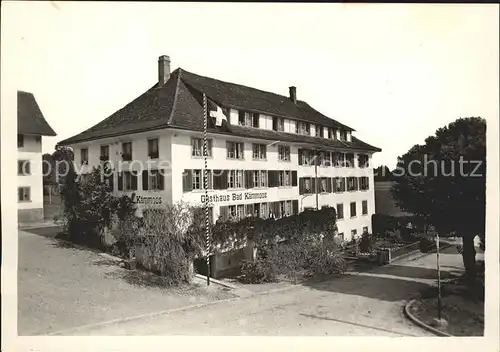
[18, 91, 56, 136]
[58, 68, 380, 152]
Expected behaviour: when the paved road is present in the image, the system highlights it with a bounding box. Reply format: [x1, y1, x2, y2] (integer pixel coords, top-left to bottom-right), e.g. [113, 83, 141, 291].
[61, 247, 464, 336]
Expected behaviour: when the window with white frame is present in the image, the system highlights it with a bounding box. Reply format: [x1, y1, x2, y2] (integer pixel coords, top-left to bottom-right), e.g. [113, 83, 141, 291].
[315, 125, 322, 137]
[280, 200, 292, 217]
[296, 122, 310, 135]
[358, 154, 369, 168]
[279, 170, 291, 187]
[260, 170, 268, 187]
[345, 153, 355, 168]
[362, 200, 368, 215]
[121, 142, 132, 161]
[18, 160, 30, 175]
[336, 203, 344, 220]
[228, 170, 244, 188]
[148, 138, 159, 159]
[148, 170, 161, 190]
[123, 171, 134, 190]
[278, 145, 291, 161]
[191, 138, 213, 157]
[252, 144, 266, 160]
[340, 130, 348, 141]
[333, 152, 344, 167]
[238, 111, 259, 128]
[100, 145, 109, 162]
[319, 151, 330, 166]
[253, 171, 259, 188]
[301, 149, 314, 165]
[81, 148, 89, 165]
[304, 177, 312, 193]
[320, 177, 328, 193]
[226, 141, 244, 159]
[192, 170, 202, 190]
[272, 117, 285, 132]
[18, 187, 31, 202]
[350, 201, 357, 218]
[228, 204, 245, 221]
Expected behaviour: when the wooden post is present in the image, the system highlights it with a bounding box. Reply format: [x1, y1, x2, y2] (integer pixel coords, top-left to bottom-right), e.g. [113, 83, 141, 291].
[436, 233, 442, 320]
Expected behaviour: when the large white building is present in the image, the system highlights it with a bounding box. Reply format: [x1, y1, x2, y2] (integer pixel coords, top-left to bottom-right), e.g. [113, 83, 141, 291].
[17, 91, 57, 223]
[59, 55, 381, 242]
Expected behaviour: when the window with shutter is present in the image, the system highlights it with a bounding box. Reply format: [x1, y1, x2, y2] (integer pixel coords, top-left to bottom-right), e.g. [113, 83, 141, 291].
[292, 199, 299, 215]
[311, 178, 317, 194]
[362, 200, 368, 215]
[158, 170, 165, 190]
[326, 177, 333, 193]
[299, 178, 304, 195]
[245, 204, 254, 217]
[219, 206, 229, 222]
[320, 178, 327, 193]
[131, 171, 138, 190]
[336, 203, 344, 220]
[142, 170, 149, 191]
[118, 173, 123, 191]
[221, 170, 228, 189]
[350, 202, 357, 218]
[183, 170, 193, 192]
[292, 171, 297, 186]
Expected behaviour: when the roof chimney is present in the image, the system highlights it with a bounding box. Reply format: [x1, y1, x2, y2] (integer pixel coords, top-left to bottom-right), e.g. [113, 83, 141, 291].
[289, 86, 297, 104]
[158, 55, 171, 87]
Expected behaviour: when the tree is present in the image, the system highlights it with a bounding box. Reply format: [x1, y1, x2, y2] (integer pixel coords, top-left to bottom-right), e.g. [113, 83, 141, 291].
[374, 165, 393, 181]
[52, 145, 75, 184]
[391, 117, 486, 286]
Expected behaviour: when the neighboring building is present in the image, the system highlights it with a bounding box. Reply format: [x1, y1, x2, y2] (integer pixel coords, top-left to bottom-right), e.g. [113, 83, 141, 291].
[17, 90, 57, 222]
[58, 55, 381, 243]
[374, 181, 412, 217]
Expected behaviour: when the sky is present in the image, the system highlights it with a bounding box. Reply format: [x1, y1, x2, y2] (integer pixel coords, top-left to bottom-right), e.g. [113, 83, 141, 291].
[3, 2, 499, 169]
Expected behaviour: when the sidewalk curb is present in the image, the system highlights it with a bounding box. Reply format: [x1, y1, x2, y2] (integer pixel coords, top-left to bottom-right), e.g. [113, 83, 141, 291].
[194, 274, 239, 290]
[404, 299, 453, 337]
[19, 222, 58, 230]
[393, 243, 453, 264]
[47, 282, 298, 336]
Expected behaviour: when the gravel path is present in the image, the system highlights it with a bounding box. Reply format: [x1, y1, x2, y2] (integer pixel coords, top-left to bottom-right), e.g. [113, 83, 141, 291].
[18, 229, 235, 335]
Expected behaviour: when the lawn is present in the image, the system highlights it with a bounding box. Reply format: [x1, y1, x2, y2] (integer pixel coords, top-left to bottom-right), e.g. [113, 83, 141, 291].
[409, 294, 484, 336]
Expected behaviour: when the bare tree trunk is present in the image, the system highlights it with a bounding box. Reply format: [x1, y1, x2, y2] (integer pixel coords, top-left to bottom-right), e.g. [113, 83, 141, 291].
[461, 234, 476, 289]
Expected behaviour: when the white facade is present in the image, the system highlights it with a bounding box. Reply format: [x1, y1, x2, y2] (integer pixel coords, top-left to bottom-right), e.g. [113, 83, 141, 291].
[17, 134, 44, 222]
[70, 124, 375, 241]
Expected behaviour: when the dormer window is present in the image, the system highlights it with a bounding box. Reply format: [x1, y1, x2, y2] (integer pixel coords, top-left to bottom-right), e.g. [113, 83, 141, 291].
[296, 122, 310, 136]
[272, 116, 285, 132]
[328, 128, 338, 140]
[238, 111, 259, 128]
[340, 130, 348, 141]
[315, 125, 322, 137]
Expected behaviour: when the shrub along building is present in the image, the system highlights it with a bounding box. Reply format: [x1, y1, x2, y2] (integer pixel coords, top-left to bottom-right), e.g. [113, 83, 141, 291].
[18, 90, 57, 222]
[58, 55, 381, 244]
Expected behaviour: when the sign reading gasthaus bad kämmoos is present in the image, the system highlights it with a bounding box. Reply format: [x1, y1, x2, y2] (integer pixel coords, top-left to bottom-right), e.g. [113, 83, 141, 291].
[200, 192, 267, 203]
